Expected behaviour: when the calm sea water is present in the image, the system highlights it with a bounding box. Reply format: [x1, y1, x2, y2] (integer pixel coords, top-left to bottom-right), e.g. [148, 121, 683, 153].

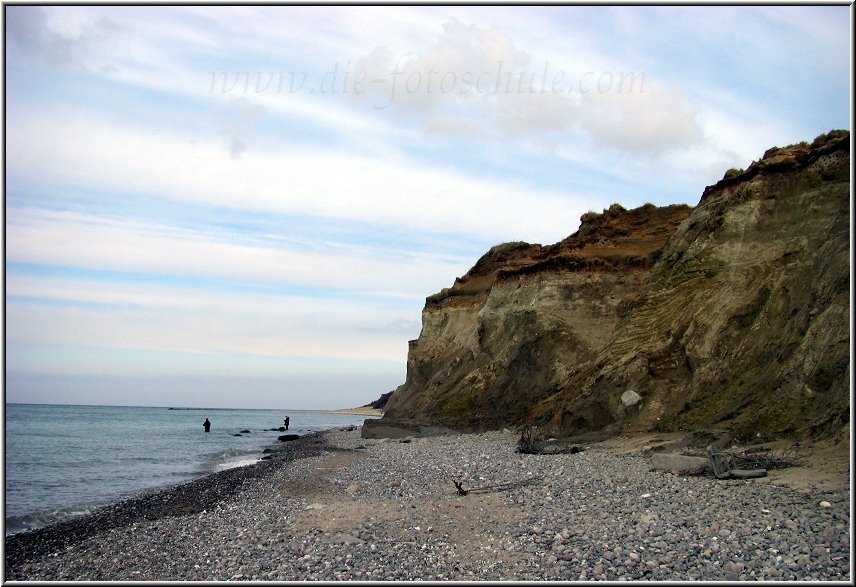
[4, 403, 377, 536]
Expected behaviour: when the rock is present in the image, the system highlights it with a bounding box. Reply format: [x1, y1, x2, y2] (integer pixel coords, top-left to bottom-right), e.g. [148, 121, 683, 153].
[322, 533, 365, 545]
[650, 453, 709, 475]
[345, 485, 360, 494]
[621, 390, 642, 408]
[233, 434, 242, 437]
[724, 562, 744, 574]
[278, 434, 300, 442]
[240, 430, 251, 434]
[819, 501, 832, 508]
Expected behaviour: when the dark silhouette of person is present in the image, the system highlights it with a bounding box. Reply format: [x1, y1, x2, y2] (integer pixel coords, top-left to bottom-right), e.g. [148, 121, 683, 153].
[284, 416, 290, 430]
[203, 418, 211, 432]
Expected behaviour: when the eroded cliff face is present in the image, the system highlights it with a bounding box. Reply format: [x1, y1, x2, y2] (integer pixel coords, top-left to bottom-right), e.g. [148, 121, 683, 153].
[366, 130, 850, 441]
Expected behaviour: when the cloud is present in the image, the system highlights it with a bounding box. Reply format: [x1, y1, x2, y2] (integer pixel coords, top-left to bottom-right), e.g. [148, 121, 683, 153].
[6, 5, 127, 73]
[6, 109, 586, 246]
[4, 271, 422, 362]
[351, 19, 577, 141]
[222, 97, 267, 158]
[4, 207, 472, 300]
[349, 17, 712, 158]
[577, 81, 705, 155]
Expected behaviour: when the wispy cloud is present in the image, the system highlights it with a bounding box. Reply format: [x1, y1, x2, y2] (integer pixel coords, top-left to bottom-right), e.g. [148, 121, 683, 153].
[6, 110, 587, 244]
[5, 207, 472, 299]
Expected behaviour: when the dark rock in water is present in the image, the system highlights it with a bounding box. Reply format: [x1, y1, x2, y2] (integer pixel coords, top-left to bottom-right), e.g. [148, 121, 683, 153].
[260, 455, 272, 460]
[233, 433, 243, 437]
[278, 434, 300, 442]
[278, 426, 286, 431]
[240, 429, 251, 434]
[262, 448, 275, 454]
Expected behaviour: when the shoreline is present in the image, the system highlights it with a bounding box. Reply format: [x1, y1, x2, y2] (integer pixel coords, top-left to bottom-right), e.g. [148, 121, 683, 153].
[5, 428, 849, 581]
[4, 428, 335, 570]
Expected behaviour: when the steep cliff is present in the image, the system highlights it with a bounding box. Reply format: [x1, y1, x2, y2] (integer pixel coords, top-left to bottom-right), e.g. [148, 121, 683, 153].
[364, 130, 850, 441]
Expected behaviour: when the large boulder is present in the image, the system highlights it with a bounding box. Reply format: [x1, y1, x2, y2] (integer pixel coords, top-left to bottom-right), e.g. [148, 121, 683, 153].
[650, 453, 710, 475]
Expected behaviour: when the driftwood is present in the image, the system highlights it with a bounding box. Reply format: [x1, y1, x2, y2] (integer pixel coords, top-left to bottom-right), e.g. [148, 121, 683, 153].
[516, 426, 584, 455]
[517, 426, 543, 454]
[732, 446, 799, 470]
[452, 476, 543, 496]
[706, 446, 767, 479]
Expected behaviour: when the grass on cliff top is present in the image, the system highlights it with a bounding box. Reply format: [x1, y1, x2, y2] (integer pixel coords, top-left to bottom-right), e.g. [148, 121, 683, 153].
[490, 241, 531, 254]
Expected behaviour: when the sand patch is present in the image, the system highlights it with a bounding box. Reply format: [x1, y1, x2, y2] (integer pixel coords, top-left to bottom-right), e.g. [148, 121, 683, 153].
[282, 444, 528, 569]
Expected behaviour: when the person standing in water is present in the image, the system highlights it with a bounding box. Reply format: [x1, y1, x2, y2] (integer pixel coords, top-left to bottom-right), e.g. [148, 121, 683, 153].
[284, 416, 290, 430]
[203, 418, 211, 432]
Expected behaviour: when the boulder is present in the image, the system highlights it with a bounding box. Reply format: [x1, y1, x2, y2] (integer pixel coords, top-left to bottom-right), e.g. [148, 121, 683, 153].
[650, 453, 709, 475]
[278, 434, 300, 442]
[621, 389, 642, 408]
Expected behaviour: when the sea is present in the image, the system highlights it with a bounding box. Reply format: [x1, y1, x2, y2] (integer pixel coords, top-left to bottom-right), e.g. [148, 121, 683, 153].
[4, 403, 378, 536]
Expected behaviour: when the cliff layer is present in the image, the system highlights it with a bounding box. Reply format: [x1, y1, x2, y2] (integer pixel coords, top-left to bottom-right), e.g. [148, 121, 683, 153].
[364, 130, 850, 441]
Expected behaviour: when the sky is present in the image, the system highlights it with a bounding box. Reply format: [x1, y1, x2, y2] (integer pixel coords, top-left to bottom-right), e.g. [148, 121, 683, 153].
[3, 4, 851, 409]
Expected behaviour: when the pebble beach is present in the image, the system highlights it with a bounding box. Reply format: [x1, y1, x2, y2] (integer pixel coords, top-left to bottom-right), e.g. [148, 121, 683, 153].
[4, 426, 850, 581]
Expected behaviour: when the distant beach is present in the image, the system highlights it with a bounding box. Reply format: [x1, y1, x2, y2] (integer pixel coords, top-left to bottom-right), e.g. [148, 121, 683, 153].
[326, 407, 384, 417]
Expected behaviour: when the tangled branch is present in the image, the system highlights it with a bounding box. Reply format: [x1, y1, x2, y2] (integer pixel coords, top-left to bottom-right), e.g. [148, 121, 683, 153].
[516, 426, 584, 455]
[451, 476, 543, 496]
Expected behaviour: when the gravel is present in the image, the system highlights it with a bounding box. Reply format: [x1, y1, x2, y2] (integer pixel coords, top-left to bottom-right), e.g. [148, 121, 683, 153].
[4, 428, 850, 581]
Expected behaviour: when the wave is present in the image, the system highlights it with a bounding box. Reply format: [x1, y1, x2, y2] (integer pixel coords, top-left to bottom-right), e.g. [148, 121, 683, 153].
[213, 455, 262, 472]
[5, 507, 93, 536]
[199, 446, 268, 474]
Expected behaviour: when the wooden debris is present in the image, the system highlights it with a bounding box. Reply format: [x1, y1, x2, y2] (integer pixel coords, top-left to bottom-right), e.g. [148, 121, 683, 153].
[452, 476, 543, 496]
